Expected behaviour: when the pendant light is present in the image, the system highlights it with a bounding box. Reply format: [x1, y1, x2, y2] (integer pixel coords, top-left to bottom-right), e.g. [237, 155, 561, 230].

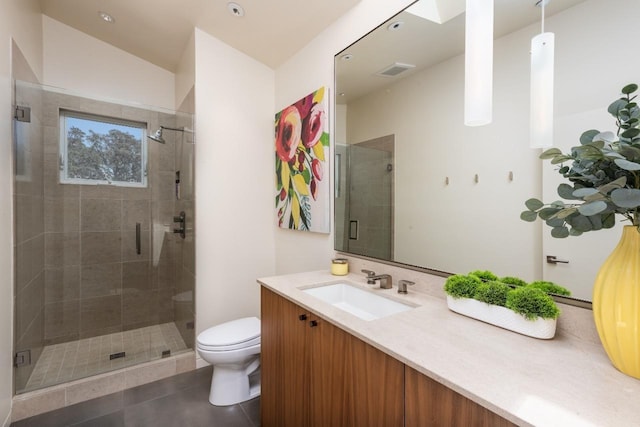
[464, 0, 494, 127]
[530, 0, 555, 148]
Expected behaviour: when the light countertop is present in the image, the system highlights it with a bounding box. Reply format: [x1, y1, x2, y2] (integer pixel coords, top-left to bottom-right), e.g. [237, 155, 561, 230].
[257, 270, 640, 427]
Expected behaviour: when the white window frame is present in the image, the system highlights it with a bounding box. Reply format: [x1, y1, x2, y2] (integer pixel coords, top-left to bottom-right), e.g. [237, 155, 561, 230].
[59, 110, 148, 187]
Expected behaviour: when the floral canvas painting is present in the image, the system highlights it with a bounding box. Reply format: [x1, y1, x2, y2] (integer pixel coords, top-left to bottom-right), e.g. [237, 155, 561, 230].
[275, 87, 330, 233]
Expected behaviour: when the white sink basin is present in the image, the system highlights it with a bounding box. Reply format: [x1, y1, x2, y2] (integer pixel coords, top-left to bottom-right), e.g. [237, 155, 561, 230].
[302, 282, 414, 321]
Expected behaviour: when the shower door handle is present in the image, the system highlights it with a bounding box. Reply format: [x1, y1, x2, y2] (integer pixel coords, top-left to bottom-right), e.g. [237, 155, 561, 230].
[135, 223, 141, 255]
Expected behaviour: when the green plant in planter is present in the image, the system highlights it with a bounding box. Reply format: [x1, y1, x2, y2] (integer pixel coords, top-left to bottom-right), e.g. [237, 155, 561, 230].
[521, 83, 640, 237]
[444, 274, 481, 299]
[500, 276, 528, 287]
[506, 287, 561, 320]
[445, 273, 562, 321]
[469, 270, 498, 281]
[474, 281, 510, 306]
[528, 280, 571, 296]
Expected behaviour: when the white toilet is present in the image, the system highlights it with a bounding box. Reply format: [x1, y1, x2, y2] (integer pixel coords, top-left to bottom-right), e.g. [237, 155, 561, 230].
[196, 316, 261, 406]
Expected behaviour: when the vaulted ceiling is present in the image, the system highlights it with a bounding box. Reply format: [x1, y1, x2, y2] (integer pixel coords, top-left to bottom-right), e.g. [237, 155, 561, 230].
[39, 0, 363, 71]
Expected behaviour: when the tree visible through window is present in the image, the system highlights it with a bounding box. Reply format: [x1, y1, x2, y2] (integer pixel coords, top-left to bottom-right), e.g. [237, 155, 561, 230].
[60, 110, 147, 187]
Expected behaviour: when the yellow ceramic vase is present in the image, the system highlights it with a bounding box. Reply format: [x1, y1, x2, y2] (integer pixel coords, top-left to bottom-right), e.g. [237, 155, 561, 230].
[592, 225, 640, 379]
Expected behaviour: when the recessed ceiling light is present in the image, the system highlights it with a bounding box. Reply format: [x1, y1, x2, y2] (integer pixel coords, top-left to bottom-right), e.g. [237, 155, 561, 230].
[227, 2, 245, 17]
[387, 21, 404, 31]
[340, 54, 354, 61]
[98, 11, 115, 23]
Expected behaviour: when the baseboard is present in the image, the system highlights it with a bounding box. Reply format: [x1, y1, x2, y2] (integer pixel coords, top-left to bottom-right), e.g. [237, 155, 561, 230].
[2, 408, 10, 427]
[195, 355, 210, 369]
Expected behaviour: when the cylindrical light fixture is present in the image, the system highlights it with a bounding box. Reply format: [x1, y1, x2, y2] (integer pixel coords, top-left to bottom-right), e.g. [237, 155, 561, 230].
[530, 1, 555, 148]
[464, 0, 494, 127]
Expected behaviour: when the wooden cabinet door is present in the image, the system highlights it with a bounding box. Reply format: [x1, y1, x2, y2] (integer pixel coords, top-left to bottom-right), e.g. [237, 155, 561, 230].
[405, 366, 516, 427]
[309, 317, 404, 427]
[261, 287, 403, 427]
[348, 335, 405, 427]
[308, 316, 350, 427]
[261, 287, 310, 427]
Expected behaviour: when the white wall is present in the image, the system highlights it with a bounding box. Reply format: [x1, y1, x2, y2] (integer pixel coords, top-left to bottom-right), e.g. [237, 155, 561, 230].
[194, 29, 275, 337]
[42, 16, 175, 110]
[273, 0, 414, 274]
[1, 2, 43, 424]
[175, 31, 195, 109]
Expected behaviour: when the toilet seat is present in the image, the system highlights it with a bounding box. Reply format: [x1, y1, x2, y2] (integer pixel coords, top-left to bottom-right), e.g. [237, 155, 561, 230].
[197, 316, 260, 351]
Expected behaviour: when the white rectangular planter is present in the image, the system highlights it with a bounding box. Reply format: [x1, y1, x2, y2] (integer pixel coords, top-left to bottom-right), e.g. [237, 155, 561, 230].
[446, 295, 557, 339]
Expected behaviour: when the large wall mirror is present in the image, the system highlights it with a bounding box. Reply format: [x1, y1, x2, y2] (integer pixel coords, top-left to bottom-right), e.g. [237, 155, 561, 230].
[335, 0, 640, 303]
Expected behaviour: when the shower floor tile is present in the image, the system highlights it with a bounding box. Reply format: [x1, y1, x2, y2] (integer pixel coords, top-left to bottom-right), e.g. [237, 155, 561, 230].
[23, 322, 188, 393]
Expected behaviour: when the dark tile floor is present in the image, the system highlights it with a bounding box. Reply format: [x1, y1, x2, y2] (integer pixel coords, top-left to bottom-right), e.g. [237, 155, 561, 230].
[11, 366, 260, 427]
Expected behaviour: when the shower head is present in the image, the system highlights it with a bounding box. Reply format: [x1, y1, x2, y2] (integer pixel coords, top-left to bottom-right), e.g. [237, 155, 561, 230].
[148, 128, 165, 143]
[147, 126, 194, 144]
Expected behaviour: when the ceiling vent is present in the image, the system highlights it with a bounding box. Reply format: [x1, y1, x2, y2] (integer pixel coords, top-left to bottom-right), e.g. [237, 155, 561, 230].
[375, 62, 416, 78]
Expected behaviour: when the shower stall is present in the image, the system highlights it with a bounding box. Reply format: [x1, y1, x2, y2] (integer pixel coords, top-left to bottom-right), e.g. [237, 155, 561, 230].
[335, 135, 394, 260]
[12, 79, 196, 394]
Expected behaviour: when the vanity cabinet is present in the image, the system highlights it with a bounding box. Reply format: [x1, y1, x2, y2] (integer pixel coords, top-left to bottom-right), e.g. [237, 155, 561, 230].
[261, 287, 404, 427]
[405, 366, 516, 427]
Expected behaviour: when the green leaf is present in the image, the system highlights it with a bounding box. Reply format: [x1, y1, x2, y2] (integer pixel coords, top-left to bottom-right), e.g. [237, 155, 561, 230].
[621, 128, 640, 139]
[611, 188, 640, 208]
[580, 129, 600, 145]
[583, 192, 607, 202]
[572, 188, 599, 198]
[546, 218, 564, 227]
[622, 84, 638, 95]
[577, 201, 607, 216]
[525, 198, 544, 211]
[569, 228, 584, 236]
[538, 207, 560, 220]
[558, 184, 579, 200]
[567, 214, 593, 232]
[602, 212, 616, 228]
[555, 207, 577, 219]
[551, 155, 574, 164]
[614, 158, 640, 171]
[589, 214, 603, 231]
[609, 99, 627, 117]
[520, 211, 538, 222]
[585, 131, 616, 143]
[302, 168, 311, 184]
[551, 226, 570, 238]
[539, 148, 563, 159]
[598, 177, 627, 194]
[320, 132, 330, 148]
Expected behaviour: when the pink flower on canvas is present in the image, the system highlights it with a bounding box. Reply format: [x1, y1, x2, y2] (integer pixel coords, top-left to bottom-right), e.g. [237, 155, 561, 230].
[302, 103, 325, 148]
[311, 159, 322, 181]
[275, 106, 302, 162]
[295, 94, 314, 119]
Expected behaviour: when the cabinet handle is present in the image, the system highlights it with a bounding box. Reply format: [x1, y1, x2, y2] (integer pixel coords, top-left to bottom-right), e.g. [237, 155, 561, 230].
[309, 320, 318, 327]
[299, 314, 307, 321]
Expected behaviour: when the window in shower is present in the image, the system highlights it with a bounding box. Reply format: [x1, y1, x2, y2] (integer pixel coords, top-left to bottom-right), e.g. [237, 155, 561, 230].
[59, 109, 148, 187]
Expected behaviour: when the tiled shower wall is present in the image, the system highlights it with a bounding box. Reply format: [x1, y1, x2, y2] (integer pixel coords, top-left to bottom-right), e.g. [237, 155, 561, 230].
[13, 43, 46, 392]
[342, 137, 394, 260]
[40, 90, 182, 345]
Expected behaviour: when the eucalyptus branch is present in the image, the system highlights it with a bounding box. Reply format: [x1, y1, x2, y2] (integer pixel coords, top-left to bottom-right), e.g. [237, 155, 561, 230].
[522, 84, 640, 236]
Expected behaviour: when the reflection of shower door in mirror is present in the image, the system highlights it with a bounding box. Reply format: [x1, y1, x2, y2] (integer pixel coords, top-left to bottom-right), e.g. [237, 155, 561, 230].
[345, 136, 394, 260]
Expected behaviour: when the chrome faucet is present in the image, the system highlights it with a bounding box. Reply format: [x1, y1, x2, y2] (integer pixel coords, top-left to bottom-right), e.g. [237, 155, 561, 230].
[361, 269, 393, 289]
[397, 280, 415, 294]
